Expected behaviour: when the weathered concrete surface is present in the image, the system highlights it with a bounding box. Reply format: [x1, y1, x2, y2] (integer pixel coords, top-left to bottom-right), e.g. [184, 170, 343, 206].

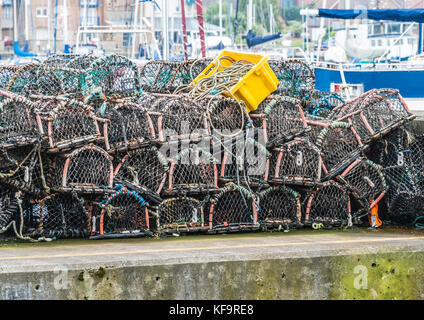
[1, 229, 424, 300]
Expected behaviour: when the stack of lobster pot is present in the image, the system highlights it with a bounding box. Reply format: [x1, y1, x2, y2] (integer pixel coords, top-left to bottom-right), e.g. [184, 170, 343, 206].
[0, 54, 420, 242]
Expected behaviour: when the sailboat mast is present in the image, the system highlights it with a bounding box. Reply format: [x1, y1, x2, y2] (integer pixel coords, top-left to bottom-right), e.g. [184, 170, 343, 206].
[64, 0, 69, 52]
[219, 0, 222, 41]
[180, 0, 188, 60]
[195, 0, 206, 58]
[162, 0, 169, 60]
[131, 0, 140, 59]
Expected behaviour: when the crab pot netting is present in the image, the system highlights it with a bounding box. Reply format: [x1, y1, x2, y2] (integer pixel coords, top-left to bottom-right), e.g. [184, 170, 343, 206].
[315, 121, 364, 178]
[114, 146, 168, 195]
[23, 193, 90, 239]
[99, 100, 156, 151]
[256, 95, 308, 147]
[0, 66, 20, 90]
[367, 128, 424, 193]
[153, 95, 209, 142]
[0, 145, 50, 196]
[141, 61, 185, 93]
[303, 181, 351, 226]
[206, 96, 250, 137]
[308, 91, 344, 118]
[270, 138, 322, 186]
[50, 144, 113, 193]
[96, 186, 150, 236]
[385, 191, 424, 225]
[167, 146, 218, 194]
[0, 186, 19, 231]
[0, 94, 39, 149]
[7, 64, 84, 97]
[154, 197, 207, 233]
[34, 98, 102, 151]
[209, 183, 258, 231]
[220, 135, 270, 185]
[85, 55, 141, 97]
[338, 159, 387, 209]
[257, 186, 301, 228]
[270, 59, 315, 101]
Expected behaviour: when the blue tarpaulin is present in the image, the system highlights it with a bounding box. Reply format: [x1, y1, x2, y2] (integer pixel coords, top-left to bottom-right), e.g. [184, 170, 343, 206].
[318, 9, 424, 23]
[244, 30, 281, 48]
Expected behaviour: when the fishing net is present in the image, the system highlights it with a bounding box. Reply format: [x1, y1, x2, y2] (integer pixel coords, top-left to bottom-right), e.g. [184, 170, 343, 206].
[99, 100, 156, 152]
[34, 96, 102, 151]
[166, 146, 218, 195]
[93, 185, 150, 238]
[85, 54, 141, 97]
[257, 186, 301, 229]
[0, 92, 39, 149]
[206, 95, 250, 138]
[113, 146, 169, 195]
[271, 59, 315, 102]
[220, 135, 270, 186]
[338, 158, 388, 211]
[270, 138, 322, 186]
[23, 193, 89, 239]
[49, 144, 114, 193]
[315, 121, 364, 178]
[0, 66, 20, 90]
[208, 183, 259, 232]
[256, 95, 309, 148]
[303, 180, 351, 227]
[0, 145, 50, 197]
[0, 185, 19, 232]
[154, 196, 208, 234]
[153, 94, 210, 143]
[308, 91, 344, 118]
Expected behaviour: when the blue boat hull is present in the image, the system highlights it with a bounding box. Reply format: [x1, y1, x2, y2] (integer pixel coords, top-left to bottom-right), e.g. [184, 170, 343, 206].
[314, 67, 424, 98]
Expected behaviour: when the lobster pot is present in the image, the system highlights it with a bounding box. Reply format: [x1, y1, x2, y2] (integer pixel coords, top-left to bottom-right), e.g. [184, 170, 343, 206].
[270, 59, 315, 102]
[337, 110, 376, 143]
[270, 138, 322, 186]
[101, 101, 156, 152]
[259, 95, 309, 148]
[386, 191, 424, 225]
[206, 96, 251, 138]
[0, 186, 18, 231]
[354, 93, 413, 138]
[257, 186, 301, 229]
[139, 61, 167, 92]
[303, 181, 351, 227]
[338, 158, 388, 209]
[0, 66, 20, 90]
[42, 54, 81, 67]
[308, 91, 344, 118]
[7, 64, 62, 97]
[167, 146, 218, 195]
[24, 193, 90, 239]
[93, 186, 150, 238]
[208, 183, 259, 232]
[0, 146, 50, 197]
[85, 55, 141, 97]
[329, 90, 374, 119]
[50, 144, 114, 193]
[0, 94, 38, 149]
[154, 197, 207, 234]
[220, 136, 270, 186]
[315, 121, 364, 178]
[35, 98, 102, 151]
[169, 60, 202, 92]
[156, 95, 209, 143]
[114, 146, 168, 195]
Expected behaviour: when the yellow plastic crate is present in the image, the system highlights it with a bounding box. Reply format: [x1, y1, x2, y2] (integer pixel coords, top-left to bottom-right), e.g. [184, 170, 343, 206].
[192, 50, 279, 113]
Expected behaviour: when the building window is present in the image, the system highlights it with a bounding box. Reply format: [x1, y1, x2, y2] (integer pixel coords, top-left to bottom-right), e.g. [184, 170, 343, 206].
[3, 7, 11, 19]
[378, 39, 382, 46]
[36, 7, 48, 17]
[371, 40, 376, 47]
